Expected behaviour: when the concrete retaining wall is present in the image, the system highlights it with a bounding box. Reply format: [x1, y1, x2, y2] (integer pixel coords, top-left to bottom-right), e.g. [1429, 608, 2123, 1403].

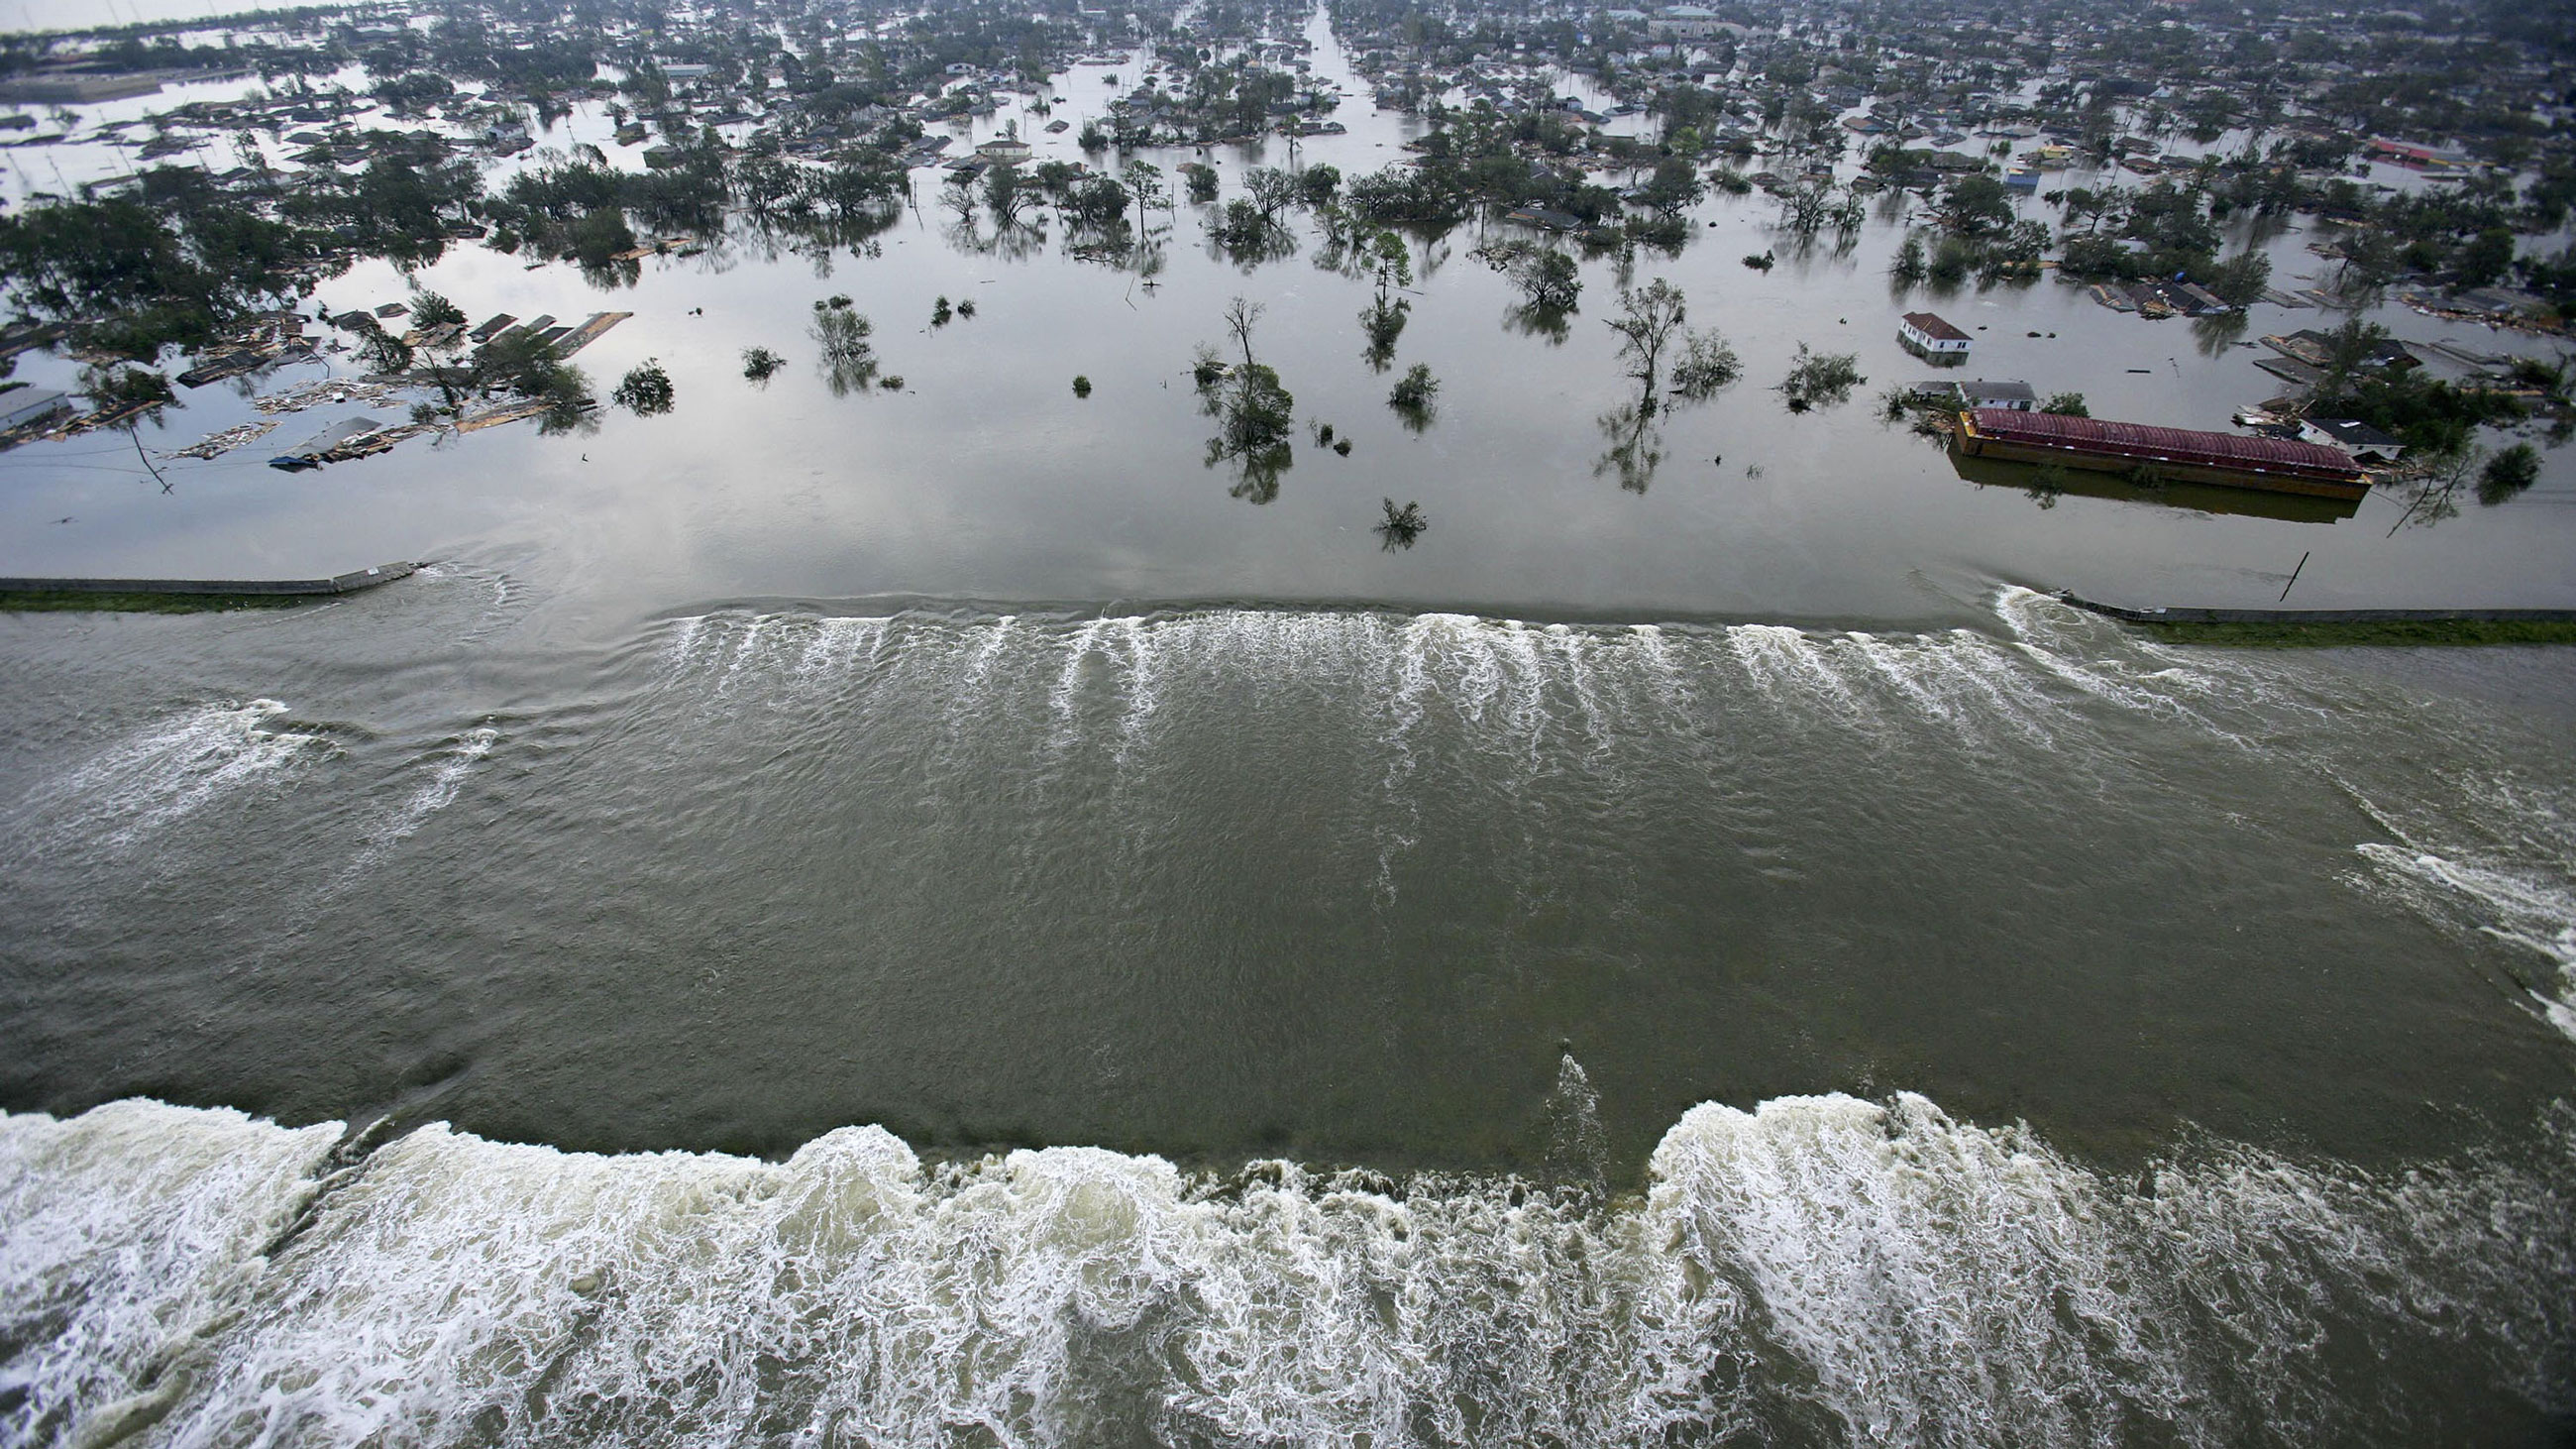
[2059, 591, 2576, 624]
[0, 562, 415, 598]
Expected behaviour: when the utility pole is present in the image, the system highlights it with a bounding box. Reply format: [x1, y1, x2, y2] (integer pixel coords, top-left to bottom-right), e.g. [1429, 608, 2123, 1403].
[2279, 550, 2308, 603]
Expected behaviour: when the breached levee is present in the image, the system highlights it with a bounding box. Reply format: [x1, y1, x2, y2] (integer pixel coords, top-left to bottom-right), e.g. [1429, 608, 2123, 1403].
[3, 1093, 2570, 1447]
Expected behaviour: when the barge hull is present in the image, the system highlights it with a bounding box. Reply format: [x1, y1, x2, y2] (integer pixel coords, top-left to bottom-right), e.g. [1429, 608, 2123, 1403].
[1953, 410, 2368, 501]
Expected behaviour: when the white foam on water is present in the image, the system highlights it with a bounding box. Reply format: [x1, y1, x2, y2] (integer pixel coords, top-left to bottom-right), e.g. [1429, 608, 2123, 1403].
[1730, 624, 1870, 725]
[937, 614, 1021, 731]
[1990, 588, 2266, 746]
[3, 1094, 2564, 1448]
[15, 701, 329, 855]
[793, 616, 850, 680]
[661, 614, 707, 668]
[1655, 1092, 2576, 1444]
[386, 727, 499, 839]
[1492, 620, 1552, 770]
[1844, 631, 2062, 747]
[1112, 616, 1161, 769]
[1385, 613, 1471, 784]
[1372, 614, 1468, 905]
[2358, 843, 2576, 1043]
[1545, 624, 1612, 763]
[635, 606, 2259, 778]
[2332, 768, 2576, 1046]
[1930, 629, 2065, 744]
[324, 727, 503, 895]
[0, 1101, 341, 1447]
[964, 614, 1018, 685]
[1047, 618, 1112, 752]
[1656, 1092, 2186, 1445]
[714, 614, 774, 695]
[1623, 622, 1694, 718]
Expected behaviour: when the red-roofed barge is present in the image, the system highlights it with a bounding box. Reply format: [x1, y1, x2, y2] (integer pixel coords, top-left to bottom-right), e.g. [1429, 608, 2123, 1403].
[1952, 407, 2369, 501]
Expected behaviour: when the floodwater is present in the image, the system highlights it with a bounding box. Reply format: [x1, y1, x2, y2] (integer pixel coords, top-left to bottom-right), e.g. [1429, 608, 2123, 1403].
[2, 13, 2570, 624]
[4, 12, 2576, 1448]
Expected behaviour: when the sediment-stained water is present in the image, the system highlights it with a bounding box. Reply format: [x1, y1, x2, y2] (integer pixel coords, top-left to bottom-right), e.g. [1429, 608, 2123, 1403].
[3, 582, 2574, 1442]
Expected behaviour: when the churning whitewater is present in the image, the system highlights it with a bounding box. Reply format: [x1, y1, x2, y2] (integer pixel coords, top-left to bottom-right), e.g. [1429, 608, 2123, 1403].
[5, 589, 2575, 1446]
[3, 1084, 2571, 1448]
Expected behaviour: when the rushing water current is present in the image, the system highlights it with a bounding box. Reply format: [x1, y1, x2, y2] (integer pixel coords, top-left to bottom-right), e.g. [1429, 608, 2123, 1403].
[4, 584, 2575, 1444]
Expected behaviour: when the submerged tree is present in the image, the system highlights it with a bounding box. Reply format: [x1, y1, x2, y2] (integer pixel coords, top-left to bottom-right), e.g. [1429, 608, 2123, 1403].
[1593, 399, 1664, 494]
[465, 330, 594, 432]
[809, 296, 879, 396]
[1670, 330, 1742, 400]
[1474, 239, 1581, 315]
[409, 289, 468, 333]
[612, 358, 675, 415]
[1357, 228, 1412, 370]
[1199, 297, 1296, 500]
[1122, 160, 1169, 234]
[78, 361, 174, 419]
[1388, 363, 1439, 429]
[1605, 279, 1687, 413]
[741, 345, 784, 383]
[1375, 498, 1427, 550]
[353, 317, 414, 377]
[1890, 233, 1927, 282]
[1777, 346, 1866, 412]
[2478, 442, 2540, 506]
[1775, 178, 1843, 237]
[985, 164, 1033, 228]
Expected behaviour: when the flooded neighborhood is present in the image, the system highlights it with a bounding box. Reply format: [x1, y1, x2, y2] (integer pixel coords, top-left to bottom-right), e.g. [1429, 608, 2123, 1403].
[4, 0, 2576, 1444]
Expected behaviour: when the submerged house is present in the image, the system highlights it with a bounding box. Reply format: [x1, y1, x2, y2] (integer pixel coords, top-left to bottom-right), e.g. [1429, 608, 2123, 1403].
[0, 389, 69, 432]
[2297, 417, 2406, 465]
[1915, 379, 2036, 410]
[269, 415, 382, 471]
[1898, 311, 1973, 364]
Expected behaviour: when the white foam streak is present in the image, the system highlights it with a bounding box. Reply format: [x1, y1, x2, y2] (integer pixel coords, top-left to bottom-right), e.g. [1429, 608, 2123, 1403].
[2359, 842, 2576, 1043]
[390, 727, 497, 838]
[1655, 1094, 2171, 1444]
[1731, 624, 1867, 723]
[23, 701, 326, 853]
[662, 614, 706, 667]
[1047, 618, 1110, 751]
[325, 728, 500, 892]
[1113, 616, 1160, 768]
[635, 605, 2313, 774]
[1545, 624, 1611, 760]
[3, 1093, 2565, 1448]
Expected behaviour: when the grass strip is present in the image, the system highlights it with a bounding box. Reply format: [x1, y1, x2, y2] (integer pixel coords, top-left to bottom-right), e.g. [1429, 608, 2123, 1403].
[2137, 618, 2576, 647]
[0, 590, 310, 613]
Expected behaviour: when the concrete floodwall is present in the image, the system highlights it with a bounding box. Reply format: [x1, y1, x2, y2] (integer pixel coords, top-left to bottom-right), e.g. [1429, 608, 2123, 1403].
[0, 563, 414, 598]
[2059, 591, 2576, 624]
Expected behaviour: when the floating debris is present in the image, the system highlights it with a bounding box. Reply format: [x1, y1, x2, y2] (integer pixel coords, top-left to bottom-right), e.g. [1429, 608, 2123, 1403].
[553, 311, 633, 356]
[169, 419, 278, 459]
[254, 379, 416, 416]
[455, 398, 558, 432]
